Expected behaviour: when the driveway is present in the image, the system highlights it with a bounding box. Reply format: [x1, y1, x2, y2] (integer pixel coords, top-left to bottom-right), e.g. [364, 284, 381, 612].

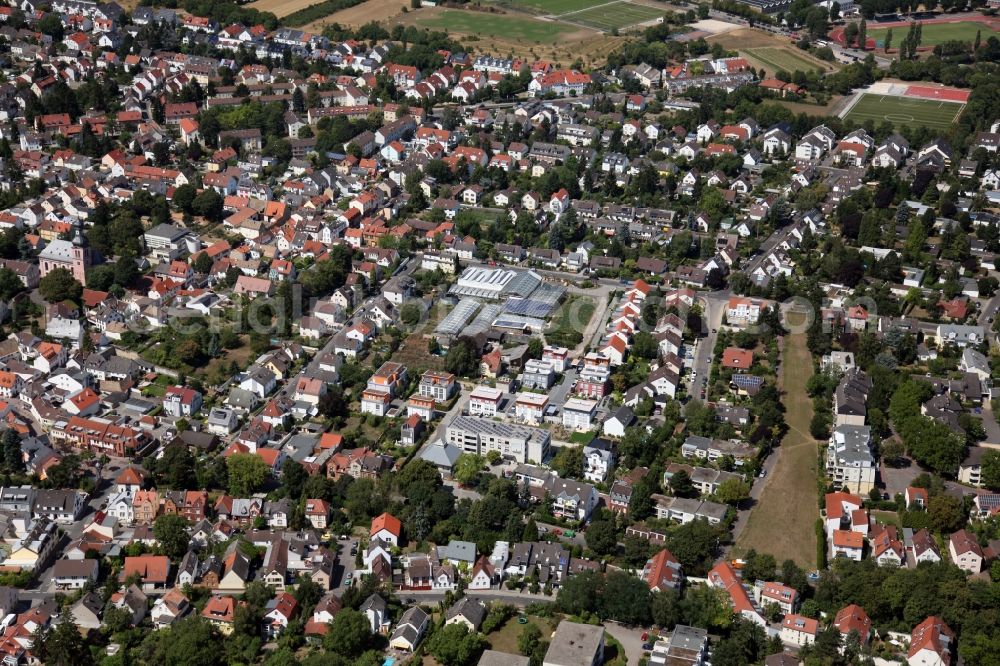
[547, 369, 578, 411]
[881, 457, 977, 500]
[978, 402, 1000, 445]
[603, 621, 646, 666]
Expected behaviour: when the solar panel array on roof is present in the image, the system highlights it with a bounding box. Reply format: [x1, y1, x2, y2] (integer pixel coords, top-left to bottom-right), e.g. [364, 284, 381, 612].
[435, 299, 480, 337]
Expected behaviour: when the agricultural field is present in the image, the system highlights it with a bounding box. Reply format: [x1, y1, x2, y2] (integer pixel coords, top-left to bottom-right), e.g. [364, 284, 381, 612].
[560, 1, 666, 32]
[302, 0, 409, 30]
[411, 9, 577, 43]
[867, 20, 997, 47]
[745, 46, 827, 75]
[249, 0, 322, 19]
[842, 93, 963, 131]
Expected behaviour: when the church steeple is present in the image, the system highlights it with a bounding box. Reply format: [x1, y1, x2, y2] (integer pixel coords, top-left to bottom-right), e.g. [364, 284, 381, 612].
[72, 218, 87, 248]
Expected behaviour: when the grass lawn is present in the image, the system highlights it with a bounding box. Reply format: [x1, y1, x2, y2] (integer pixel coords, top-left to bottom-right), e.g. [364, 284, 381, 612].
[566, 1, 665, 31]
[735, 333, 819, 569]
[745, 46, 826, 75]
[843, 93, 963, 131]
[871, 510, 901, 528]
[487, 615, 557, 654]
[552, 295, 597, 333]
[414, 9, 575, 41]
[546, 295, 597, 348]
[569, 431, 595, 444]
[868, 21, 996, 47]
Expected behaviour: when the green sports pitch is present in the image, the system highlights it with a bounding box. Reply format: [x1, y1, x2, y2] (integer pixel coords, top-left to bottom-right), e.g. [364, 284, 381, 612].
[500, 0, 611, 14]
[842, 93, 963, 130]
[867, 20, 997, 48]
[560, 1, 665, 31]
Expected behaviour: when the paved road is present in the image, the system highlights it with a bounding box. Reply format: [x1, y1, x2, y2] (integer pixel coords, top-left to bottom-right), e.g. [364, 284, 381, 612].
[686, 292, 729, 405]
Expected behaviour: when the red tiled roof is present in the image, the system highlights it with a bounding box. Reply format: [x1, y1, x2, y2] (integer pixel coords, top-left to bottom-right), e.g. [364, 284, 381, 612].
[834, 604, 871, 639]
[370, 512, 401, 538]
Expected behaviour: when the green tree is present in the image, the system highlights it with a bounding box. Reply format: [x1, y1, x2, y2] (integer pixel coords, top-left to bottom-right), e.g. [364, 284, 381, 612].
[281, 458, 308, 500]
[601, 570, 652, 625]
[226, 453, 269, 496]
[154, 514, 191, 559]
[155, 444, 197, 489]
[665, 519, 721, 575]
[585, 520, 618, 556]
[555, 570, 602, 616]
[425, 623, 487, 666]
[144, 616, 224, 665]
[549, 446, 583, 480]
[981, 449, 1000, 491]
[192, 189, 224, 221]
[1, 429, 23, 474]
[193, 251, 214, 274]
[715, 478, 751, 505]
[680, 585, 731, 630]
[37, 13, 64, 40]
[454, 453, 485, 486]
[322, 608, 372, 657]
[650, 588, 681, 628]
[33, 611, 91, 666]
[668, 470, 696, 498]
[927, 494, 965, 533]
[39, 267, 83, 304]
[0, 268, 23, 300]
[444, 337, 479, 377]
[400, 303, 422, 325]
[632, 331, 658, 359]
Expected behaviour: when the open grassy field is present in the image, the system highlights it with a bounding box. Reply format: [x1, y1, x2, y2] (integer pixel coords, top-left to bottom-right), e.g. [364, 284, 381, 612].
[868, 20, 996, 47]
[394, 6, 626, 66]
[562, 1, 665, 31]
[746, 46, 826, 74]
[412, 9, 577, 42]
[500, 0, 611, 14]
[709, 28, 838, 73]
[735, 333, 819, 569]
[550, 295, 597, 335]
[843, 93, 963, 130]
